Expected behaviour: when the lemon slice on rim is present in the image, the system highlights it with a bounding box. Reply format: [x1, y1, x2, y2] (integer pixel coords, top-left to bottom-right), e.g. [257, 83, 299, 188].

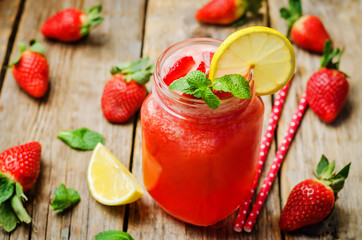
[88, 143, 144, 205]
[209, 26, 295, 95]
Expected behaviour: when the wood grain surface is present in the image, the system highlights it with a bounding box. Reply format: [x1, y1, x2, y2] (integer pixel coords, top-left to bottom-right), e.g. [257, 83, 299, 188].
[0, 0, 361, 239]
[269, 0, 362, 239]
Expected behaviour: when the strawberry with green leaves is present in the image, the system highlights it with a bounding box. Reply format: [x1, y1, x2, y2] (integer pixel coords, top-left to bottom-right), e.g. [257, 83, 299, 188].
[11, 40, 49, 98]
[0, 142, 42, 232]
[41, 4, 103, 42]
[280, 0, 330, 53]
[101, 57, 155, 123]
[195, 0, 263, 25]
[279, 155, 351, 231]
[306, 40, 349, 123]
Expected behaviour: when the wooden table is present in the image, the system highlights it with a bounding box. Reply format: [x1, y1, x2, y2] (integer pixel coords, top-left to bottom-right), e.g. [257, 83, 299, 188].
[0, 0, 361, 239]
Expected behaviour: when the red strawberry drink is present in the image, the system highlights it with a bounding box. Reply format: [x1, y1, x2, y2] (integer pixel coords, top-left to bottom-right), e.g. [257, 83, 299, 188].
[141, 38, 264, 226]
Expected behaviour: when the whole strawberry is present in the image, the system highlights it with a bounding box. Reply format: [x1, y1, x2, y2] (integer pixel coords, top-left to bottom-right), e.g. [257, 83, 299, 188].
[280, 0, 330, 53]
[195, 0, 262, 25]
[306, 40, 349, 123]
[0, 142, 41, 192]
[279, 155, 351, 231]
[41, 4, 103, 42]
[101, 58, 154, 123]
[11, 40, 49, 98]
[0, 142, 41, 232]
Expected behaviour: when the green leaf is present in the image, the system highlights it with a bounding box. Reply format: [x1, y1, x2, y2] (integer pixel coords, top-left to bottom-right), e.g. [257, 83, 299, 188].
[0, 174, 15, 204]
[15, 182, 27, 201]
[186, 71, 211, 89]
[316, 155, 329, 177]
[29, 39, 46, 55]
[10, 195, 31, 223]
[57, 128, 105, 151]
[95, 230, 135, 240]
[330, 162, 351, 181]
[280, 0, 302, 38]
[232, 15, 247, 28]
[289, 0, 302, 15]
[247, 0, 263, 15]
[111, 57, 154, 85]
[280, 8, 291, 19]
[320, 39, 344, 70]
[115, 57, 150, 74]
[168, 77, 190, 92]
[213, 74, 251, 99]
[9, 42, 27, 67]
[320, 160, 335, 179]
[201, 88, 220, 109]
[124, 70, 153, 85]
[0, 200, 19, 232]
[51, 184, 80, 211]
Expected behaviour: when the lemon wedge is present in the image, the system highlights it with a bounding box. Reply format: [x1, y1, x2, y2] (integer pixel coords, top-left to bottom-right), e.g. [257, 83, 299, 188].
[209, 26, 295, 95]
[87, 143, 144, 205]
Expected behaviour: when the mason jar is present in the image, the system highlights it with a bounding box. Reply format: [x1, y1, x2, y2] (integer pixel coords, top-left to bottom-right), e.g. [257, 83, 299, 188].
[141, 38, 264, 226]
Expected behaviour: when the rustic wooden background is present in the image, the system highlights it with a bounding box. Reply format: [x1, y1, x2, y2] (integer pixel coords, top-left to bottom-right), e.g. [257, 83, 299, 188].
[0, 0, 361, 239]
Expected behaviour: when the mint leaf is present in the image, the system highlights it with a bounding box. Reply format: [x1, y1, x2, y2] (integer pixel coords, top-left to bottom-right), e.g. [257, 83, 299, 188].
[185, 71, 210, 89]
[57, 128, 104, 151]
[0, 174, 14, 204]
[213, 74, 251, 99]
[201, 88, 220, 109]
[169, 76, 190, 92]
[0, 200, 19, 232]
[95, 230, 135, 240]
[51, 184, 80, 211]
[168, 71, 251, 109]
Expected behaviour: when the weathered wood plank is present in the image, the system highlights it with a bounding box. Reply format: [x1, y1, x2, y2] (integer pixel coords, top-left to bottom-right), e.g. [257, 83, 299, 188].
[0, 0, 146, 239]
[127, 0, 281, 239]
[269, 0, 362, 239]
[0, 0, 22, 88]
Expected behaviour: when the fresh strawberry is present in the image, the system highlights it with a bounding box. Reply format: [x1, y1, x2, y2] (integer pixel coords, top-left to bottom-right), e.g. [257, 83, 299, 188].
[0, 142, 41, 232]
[101, 58, 154, 123]
[41, 4, 103, 42]
[11, 40, 49, 98]
[195, 0, 262, 25]
[280, 0, 330, 53]
[279, 155, 351, 231]
[306, 40, 349, 123]
[196, 61, 206, 73]
[0, 142, 41, 192]
[163, 56, 195, 86]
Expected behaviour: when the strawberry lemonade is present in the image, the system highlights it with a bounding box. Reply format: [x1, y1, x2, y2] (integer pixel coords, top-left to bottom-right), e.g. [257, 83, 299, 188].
[141, 27, 295, 226]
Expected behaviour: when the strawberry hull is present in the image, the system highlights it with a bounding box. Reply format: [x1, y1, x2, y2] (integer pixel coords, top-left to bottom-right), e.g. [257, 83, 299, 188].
[141, 38, 264, 226]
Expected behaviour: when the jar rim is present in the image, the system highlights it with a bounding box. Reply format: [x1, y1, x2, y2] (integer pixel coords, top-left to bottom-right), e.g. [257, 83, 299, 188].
[153, 38, 254, 109]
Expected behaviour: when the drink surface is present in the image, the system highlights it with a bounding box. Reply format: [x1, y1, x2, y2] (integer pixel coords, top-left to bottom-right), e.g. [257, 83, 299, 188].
[141, 39, 264, 226]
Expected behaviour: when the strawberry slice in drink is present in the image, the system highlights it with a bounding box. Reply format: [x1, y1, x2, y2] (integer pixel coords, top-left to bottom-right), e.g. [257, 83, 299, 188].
[163, 56, 196, 86]
[196, 61, 206, 73]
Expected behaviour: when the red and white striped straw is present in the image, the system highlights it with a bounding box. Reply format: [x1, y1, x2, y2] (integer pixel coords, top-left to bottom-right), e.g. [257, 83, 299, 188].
[234, 82, 291, 232]
[243, 93, 308, 233]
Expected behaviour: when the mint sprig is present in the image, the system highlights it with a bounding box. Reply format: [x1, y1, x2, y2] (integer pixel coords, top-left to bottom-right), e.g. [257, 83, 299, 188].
[51, 184, 80, 211]
[95, 230, 135, 240]
[169, 70, 251, 109]
[111, 57, 155, 85]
